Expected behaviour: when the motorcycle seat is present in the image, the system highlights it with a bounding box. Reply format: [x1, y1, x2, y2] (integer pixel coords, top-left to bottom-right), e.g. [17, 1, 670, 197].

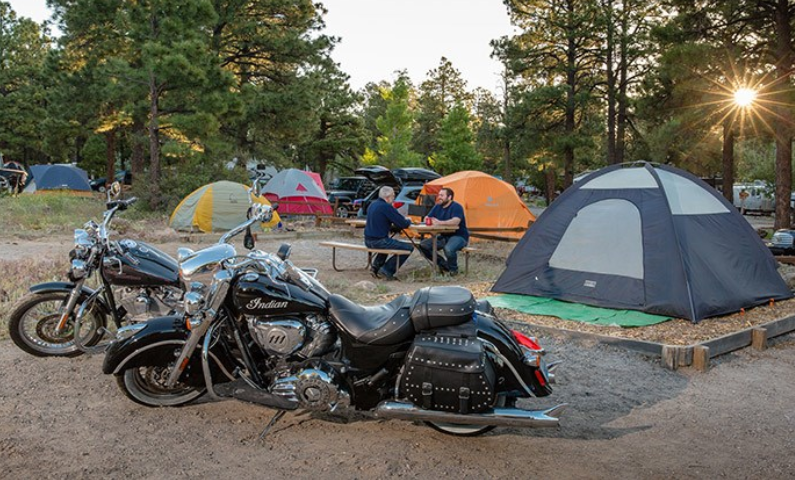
[328, 294, 415, 346]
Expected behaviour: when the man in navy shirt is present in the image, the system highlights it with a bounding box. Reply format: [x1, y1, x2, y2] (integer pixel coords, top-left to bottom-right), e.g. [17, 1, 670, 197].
[364, 186, 413, 280]
[418, 187, 468, 275]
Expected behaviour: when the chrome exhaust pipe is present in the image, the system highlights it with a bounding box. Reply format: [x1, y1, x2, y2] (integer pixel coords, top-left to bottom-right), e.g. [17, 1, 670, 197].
[374, 401, 567, 428]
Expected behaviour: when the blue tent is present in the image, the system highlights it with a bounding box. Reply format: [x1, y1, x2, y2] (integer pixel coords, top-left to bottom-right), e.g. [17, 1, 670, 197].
[492, 162, 792, 322]
[25, 164, 91, 192]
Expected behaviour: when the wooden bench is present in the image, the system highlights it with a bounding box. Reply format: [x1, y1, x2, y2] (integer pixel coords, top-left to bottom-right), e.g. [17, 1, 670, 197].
[460, 246, 476, 275]
[320, 241, 476, 275]
[314, 215, 350, 227]
[320, 241, 414, 272]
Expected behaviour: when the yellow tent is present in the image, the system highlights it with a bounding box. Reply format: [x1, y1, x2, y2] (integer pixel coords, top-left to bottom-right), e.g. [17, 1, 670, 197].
[413, 171, 535, 240]
[169, 181, 280, 232]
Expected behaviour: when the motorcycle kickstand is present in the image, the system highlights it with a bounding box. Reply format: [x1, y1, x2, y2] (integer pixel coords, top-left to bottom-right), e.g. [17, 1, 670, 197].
[258, 410, 287, 441]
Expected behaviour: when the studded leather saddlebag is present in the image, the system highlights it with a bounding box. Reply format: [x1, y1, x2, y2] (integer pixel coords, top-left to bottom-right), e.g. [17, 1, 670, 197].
[399, 334, 496, 414]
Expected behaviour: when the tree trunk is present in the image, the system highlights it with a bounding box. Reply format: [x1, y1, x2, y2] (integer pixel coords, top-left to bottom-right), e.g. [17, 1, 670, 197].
[722, 116, 735, 203]
[564, 16, 576, 188]
[544, 165, 557, 206]
[73, 135, 86, 165]
[148, 72, 161, 210]
[502, 72, 512, 183]
[105, 129, 116, 191]
[316, 117, 329, 179]
[774, 134, 792, 229]
[131, 117, 145, 180]
[773, 0, 793, 230]
[502, 140, 511, 186]
[616, 7, 629, 165]
[605, 0, 617, 165]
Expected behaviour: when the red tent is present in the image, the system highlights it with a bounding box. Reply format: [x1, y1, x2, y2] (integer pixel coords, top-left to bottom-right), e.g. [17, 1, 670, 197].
[261, 169, 333, 215]
[305, 171, 327, 196]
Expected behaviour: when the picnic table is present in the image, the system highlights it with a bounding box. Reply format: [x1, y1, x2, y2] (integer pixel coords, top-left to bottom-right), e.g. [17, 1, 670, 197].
[341, 219, 463, 277]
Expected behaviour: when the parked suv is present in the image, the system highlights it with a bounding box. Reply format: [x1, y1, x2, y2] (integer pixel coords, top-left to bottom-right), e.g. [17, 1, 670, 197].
[768, 229, 795, 255]
[354, 184, 424, 217]
[327, 176, 373, 218]
[353, 166, 440, 217]
[90, 170, 132, 192]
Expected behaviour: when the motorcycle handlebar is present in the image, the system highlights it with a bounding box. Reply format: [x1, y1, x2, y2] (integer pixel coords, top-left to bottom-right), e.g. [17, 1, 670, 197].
[99, 197, 137, 244]
[106, 197, 137, 211]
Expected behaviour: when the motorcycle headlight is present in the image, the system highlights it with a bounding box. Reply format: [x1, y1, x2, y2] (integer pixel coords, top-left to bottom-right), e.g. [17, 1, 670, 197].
[70, 259, 88, 279]
[74, 229, 92, 247]
[73, 229, 94, 259]
[183, 291, 205, 316]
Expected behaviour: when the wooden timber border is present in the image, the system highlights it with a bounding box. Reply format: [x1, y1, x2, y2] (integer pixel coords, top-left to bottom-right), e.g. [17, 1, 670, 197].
[503, 314, 795, 373]
[773, 255, 795, 265]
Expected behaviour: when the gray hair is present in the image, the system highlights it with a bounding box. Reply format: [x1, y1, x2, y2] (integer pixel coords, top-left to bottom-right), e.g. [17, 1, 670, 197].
[378, 186, 395, 200]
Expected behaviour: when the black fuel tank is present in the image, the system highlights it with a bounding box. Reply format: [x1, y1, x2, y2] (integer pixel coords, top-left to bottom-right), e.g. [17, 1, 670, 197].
[232, 272, 326, 316]
[102, 239, 180, 287]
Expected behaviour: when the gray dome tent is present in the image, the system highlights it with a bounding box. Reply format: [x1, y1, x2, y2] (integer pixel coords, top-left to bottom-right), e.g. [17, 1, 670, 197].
[492, 162, 792, 322]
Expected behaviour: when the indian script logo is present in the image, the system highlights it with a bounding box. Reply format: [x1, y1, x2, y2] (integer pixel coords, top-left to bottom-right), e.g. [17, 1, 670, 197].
[246, 298, 289, 310]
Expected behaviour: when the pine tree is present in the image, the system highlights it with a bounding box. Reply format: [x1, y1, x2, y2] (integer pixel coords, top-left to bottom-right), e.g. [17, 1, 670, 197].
[501, 0, 603, 187]
[297, 60, 367, 178]
[429, 103, 482, 175]
[413, 57, 472, 159]
[0, 3, 50, 164]
[373, 74, 422, 168]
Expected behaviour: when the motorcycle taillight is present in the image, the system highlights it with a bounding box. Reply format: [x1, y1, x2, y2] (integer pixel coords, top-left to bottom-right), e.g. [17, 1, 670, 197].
[512, 330, 543, 352]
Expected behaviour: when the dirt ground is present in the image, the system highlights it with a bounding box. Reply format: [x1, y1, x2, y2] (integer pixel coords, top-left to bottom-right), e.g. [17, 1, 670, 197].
[1, 231, 794, 478]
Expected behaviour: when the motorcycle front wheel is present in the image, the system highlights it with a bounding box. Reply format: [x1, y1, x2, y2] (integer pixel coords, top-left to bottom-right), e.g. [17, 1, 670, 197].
[117, 366, 205, 407]
[8, 292, 105, 357]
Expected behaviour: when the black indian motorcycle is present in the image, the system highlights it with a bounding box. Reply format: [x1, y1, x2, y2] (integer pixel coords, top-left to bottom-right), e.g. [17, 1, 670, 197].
[102, 204, 565, 436]
[8, 187, 183, 357]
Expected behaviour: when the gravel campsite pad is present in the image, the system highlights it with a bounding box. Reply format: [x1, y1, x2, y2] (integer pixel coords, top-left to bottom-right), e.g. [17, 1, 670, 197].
[1, 231, 794, 478]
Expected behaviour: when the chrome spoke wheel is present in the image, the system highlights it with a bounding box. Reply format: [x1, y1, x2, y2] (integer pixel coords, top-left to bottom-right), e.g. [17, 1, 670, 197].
[9, 292, 104, 357]
[118, 365, 203, 407]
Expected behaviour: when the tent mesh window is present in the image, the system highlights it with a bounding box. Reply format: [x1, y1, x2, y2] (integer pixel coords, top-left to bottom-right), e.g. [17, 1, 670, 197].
[580, 168, 658, 189]
[549, 199, 644, 280]
[656, 170, 729, 215]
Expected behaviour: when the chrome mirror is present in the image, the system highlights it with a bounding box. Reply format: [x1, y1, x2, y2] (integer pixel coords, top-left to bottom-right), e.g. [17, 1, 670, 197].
[110, 181, 121, 197]
[251, 204, 273, 223]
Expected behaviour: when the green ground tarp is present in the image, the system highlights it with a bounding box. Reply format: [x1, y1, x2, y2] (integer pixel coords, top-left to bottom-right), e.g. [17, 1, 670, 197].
[486, 294, 672, 327]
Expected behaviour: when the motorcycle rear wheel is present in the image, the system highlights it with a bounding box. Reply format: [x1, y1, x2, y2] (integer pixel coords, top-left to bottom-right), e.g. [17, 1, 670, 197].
[8, 292, 105, 357]
[424, 396, 507, 437]
[118, 366, 205, 407]
[425, 422, 496, 437]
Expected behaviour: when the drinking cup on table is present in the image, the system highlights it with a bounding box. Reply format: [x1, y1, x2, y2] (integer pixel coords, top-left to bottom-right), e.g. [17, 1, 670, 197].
[425, 216, 433, 226]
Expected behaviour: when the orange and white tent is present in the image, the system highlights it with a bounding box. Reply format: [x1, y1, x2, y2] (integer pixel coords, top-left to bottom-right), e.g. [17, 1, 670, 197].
[413, 171, 535, 240]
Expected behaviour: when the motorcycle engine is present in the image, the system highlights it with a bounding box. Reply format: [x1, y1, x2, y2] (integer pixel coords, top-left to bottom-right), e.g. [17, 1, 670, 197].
[117, 289, 162, 322]
[270, 361, 349, 412]
[247, 315, 337, 358]
[117, 287, 181, 323]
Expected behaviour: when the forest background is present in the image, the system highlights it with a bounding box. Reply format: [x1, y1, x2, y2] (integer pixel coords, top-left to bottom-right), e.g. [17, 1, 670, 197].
[1, 1, 794, 227]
